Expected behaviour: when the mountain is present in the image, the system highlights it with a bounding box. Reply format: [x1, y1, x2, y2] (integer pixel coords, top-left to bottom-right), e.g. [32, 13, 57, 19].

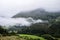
[12, 8, 60, 20]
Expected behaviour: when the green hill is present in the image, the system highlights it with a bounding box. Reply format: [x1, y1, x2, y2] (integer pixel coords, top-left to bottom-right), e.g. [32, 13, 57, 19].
[12, 8, 60, 20]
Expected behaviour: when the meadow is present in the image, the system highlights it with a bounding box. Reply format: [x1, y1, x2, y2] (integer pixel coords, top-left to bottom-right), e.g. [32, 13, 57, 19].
[0, 34, 46, 40]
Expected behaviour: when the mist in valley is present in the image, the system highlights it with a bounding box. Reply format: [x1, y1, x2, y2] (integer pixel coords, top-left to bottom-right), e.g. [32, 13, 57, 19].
[0, 0, 60, 40]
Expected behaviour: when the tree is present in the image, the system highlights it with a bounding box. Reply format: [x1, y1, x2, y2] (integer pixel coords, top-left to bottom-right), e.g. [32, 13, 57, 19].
[48, 17, 60, 37]
[0, 26, 8, 36]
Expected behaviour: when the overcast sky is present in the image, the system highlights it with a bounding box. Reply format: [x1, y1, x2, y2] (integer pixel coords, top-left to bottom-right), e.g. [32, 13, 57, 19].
[0, 0, 60, 17]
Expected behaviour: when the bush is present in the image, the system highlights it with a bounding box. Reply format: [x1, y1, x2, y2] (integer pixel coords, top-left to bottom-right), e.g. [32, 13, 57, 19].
[0, 34, 2, 37]
[41, 34, 57, 40]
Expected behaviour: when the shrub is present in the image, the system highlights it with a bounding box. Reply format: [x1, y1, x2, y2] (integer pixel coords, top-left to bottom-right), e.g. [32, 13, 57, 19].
[41, 34, 57, 40]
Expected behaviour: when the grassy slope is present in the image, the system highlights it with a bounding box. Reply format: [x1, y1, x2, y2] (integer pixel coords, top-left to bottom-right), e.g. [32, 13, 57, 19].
[0, 36, 25, 40]
[0, 34, 46, 40]
[18, 34, 46, 40]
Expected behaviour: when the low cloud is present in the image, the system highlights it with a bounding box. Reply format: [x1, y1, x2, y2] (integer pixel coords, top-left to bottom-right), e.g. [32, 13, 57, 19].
[0, 17, 48, 27]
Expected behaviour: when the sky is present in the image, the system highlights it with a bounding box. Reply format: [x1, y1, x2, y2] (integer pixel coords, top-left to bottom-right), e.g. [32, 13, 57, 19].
[0, 0, 60, 17]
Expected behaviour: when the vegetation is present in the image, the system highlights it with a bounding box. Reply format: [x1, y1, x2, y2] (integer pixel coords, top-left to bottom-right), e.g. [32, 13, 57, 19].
[48, 17, 60, 38]
[18, 34, 46, 40]
[12, 8, 60, 20]
[0, 9, 60, 40]
[0, 36, 25, 40]
[0, 17, 60, 40]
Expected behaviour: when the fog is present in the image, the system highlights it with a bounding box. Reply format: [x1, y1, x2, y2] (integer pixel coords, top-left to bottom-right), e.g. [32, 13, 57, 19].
[0, 0, 60, 17]
[0, 0, 59, 27]
[0, 17, 48, 27]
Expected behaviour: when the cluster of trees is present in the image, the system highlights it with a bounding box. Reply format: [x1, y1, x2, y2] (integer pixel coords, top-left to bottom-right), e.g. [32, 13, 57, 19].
[16, 23, 49, 35]
[0, 17, 60, 38]
[13, 8, 60, 20]
[48, 17, 60, 38]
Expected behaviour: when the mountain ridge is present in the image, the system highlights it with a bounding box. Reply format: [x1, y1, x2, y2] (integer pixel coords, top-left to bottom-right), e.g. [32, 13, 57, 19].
[12, 8, 60, 20]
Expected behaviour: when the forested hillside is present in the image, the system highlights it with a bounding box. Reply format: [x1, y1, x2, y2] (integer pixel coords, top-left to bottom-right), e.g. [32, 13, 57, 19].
[13, 8, 60, 20]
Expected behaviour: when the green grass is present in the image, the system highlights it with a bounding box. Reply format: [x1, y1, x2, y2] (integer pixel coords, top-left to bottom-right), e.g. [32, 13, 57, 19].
[18, 34, 46, 40]
[0, 34, 46, 40]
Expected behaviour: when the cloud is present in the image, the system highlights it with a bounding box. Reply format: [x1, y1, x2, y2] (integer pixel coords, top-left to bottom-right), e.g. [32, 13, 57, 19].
[0, 17, 48, 28]
[0, 0, 60, 17]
